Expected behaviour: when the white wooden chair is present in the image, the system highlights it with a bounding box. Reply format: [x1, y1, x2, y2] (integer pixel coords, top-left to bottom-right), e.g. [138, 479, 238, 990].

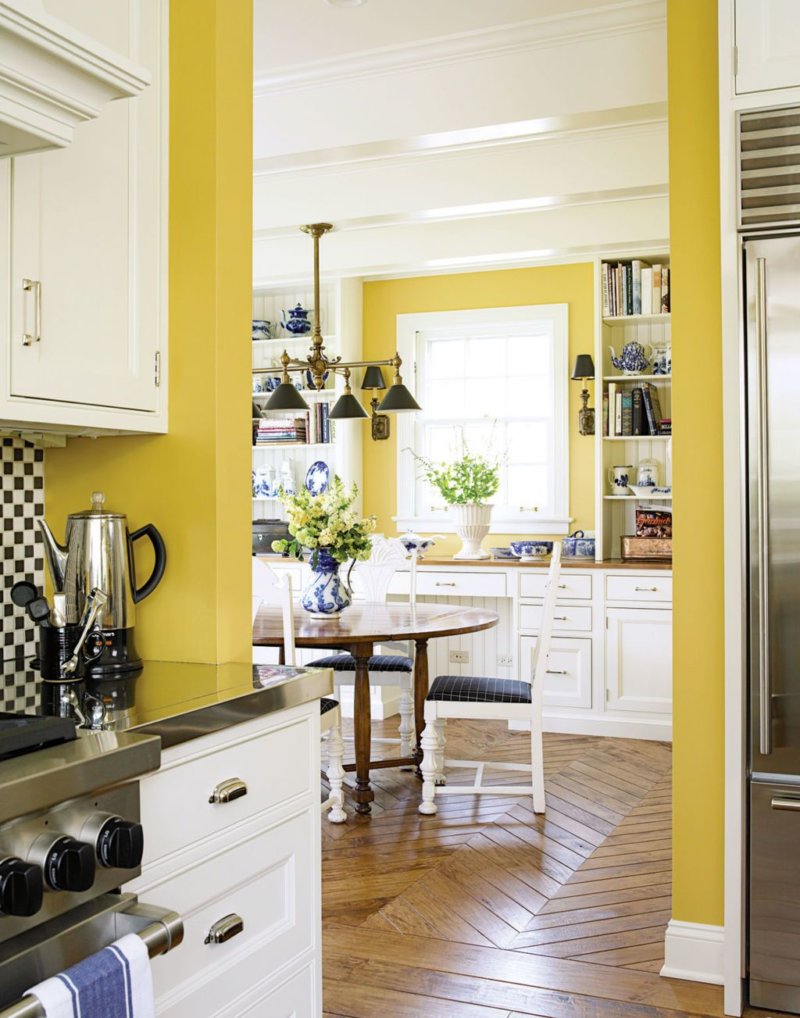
[419, 544, 562, 816]
[306, 536, 416, 757]
[252, 558, 346, 823]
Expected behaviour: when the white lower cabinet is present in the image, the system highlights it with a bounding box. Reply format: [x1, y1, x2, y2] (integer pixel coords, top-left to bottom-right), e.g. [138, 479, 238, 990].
[520, 635, 592, 709]
[605, 607, 672, 716]
[127, 701, 322, 1017]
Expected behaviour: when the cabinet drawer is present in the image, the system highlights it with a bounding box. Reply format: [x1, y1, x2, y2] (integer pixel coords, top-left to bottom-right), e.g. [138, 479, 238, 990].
[416, 571, 506, 598]
[146, 808, 316, 1013]
[520, 636, 592, 709]
[606, 575, 672, 604]
[219, 962, 317, 1018]
[520, 572, 592, 600]
[140, 712, 315, 865]
[520, 603, 592, 633]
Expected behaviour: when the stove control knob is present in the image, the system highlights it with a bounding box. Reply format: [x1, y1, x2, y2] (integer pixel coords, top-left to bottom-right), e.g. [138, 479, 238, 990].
[0, 858, 43, 916]
[45, 837, 95, 892]
[96, 818, 144, 870]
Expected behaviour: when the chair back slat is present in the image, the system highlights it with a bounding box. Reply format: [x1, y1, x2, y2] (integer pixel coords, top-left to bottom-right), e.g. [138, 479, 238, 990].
[348, 536, 406, 604]
[530, 545, 562, 707]
[252, 558, 296, 665]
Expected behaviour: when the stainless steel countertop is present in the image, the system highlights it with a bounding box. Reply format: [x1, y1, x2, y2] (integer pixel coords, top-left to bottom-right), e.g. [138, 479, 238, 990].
[85, 661, 333, 749]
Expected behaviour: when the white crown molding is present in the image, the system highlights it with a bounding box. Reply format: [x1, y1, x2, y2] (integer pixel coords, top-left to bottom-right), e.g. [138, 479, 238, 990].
[253, 104, 668, 177]
[661, 921, 725, 986]
[253, 1, 666, 96]
[253, 184, 668, 241]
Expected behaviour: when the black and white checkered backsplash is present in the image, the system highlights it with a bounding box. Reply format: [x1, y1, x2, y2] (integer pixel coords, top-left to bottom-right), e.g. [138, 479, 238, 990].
[1, 438, 45, 712]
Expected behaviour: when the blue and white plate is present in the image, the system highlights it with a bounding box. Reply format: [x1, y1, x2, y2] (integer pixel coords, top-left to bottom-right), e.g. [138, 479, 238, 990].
[305, 461, 330, 496]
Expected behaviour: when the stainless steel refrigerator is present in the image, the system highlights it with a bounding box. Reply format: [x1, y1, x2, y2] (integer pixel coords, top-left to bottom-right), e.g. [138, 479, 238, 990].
[745, 232, 800, 1012]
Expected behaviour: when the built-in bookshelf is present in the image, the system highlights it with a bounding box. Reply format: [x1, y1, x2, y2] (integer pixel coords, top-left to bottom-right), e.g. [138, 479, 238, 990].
[251, 279, 363, 521]
[594, 252, 672, 561]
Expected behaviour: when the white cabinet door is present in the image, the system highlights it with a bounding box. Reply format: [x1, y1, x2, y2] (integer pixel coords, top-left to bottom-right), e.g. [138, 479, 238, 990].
[735, 0, 800, 94]
[605, 607, 672, 715]
[7, 0, 165, 415]
[520, 635, 592, 710]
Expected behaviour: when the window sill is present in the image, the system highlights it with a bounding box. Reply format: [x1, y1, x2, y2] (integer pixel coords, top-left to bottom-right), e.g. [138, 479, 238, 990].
[394, 516, 573, 536]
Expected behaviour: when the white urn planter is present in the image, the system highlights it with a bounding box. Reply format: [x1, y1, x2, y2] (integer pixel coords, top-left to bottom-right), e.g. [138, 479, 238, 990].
[451, 503, 492, 560]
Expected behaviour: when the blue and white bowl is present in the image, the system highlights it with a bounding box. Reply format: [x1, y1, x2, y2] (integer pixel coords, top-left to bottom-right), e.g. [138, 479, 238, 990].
[252, 319, 272, 341]
[510, 540, 553, 561]
[400, 533, 438, 558]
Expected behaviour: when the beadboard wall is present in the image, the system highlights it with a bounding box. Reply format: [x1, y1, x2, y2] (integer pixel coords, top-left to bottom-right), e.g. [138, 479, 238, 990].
[0, 438, 45, 711]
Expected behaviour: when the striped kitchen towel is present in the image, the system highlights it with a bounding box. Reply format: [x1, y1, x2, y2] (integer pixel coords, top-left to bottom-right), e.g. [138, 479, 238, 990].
[25, 933, 154, 1018]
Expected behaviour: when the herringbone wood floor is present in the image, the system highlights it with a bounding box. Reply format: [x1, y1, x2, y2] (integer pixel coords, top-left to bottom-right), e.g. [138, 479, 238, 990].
[322, 718, 767, 1018]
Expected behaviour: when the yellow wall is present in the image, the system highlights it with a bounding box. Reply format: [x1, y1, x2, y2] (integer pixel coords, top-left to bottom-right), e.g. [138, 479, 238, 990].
[361, 264, 595, 555]
[44, 0, 253, 665]
[667, 1, 725, 924]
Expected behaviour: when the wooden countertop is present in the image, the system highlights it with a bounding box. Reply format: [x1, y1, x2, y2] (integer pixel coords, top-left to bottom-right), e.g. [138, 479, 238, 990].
[416, 556, 672, 571]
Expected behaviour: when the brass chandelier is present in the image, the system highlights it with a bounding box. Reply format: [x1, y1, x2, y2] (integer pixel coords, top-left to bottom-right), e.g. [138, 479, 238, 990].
[257, 223, 421, 436]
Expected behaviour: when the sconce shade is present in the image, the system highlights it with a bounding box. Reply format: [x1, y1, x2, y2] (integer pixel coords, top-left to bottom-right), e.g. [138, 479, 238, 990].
[329, 392, 369, 420]
[377, 383, 421, 413]
[571, 354, 595, 380]
[264, 381, 310, 412]
[361, 365, 386, 390]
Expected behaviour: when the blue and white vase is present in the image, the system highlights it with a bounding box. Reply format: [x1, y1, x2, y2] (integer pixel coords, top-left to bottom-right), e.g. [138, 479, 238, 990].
[301, 548, 352, 619]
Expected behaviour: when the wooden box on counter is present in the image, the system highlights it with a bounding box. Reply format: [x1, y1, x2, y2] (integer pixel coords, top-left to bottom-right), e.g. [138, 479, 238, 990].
[620, 536, 673, 561]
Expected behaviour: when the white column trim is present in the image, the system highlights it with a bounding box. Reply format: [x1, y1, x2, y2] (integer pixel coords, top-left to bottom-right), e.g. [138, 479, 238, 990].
[661, 920, 725, 986]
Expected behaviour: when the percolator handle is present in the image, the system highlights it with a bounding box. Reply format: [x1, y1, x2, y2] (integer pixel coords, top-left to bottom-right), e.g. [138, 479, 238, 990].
[129, 524, 167, 603]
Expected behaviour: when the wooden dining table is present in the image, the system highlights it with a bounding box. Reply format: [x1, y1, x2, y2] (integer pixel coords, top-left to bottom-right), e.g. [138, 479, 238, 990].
[253, 602, 499, 815]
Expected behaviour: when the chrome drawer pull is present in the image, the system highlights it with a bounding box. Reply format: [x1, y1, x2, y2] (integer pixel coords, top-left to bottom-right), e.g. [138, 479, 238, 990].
[546, 669, 568, 675]
[204, 913, 244, 944]
[208, 778, 248, 804]
[518, 505, 539, 512]
[771, 796, 800, 812]
[434, 582, 456, 587]
[634, 586, 658, 592]
[554, 615, 568, 621]
[557, 584, 567, 589]
[22, 278, 42, 346]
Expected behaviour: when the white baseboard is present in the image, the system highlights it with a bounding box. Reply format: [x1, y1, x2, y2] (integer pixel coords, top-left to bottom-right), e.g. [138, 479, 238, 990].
[508, 715, 672, 741]
[661, 920, 725, 985]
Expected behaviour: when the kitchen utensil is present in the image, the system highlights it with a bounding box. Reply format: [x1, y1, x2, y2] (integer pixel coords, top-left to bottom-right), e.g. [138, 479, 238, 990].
[38, 491, 166, 678]
[509, 541, 553, 560]
[61, 589, 108, 675]
[608, 465, 633, 493]
[27, 598, 51, 626]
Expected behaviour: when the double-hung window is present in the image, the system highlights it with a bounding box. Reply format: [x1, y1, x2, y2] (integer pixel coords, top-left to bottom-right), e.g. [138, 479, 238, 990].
[395, 305, 570, 535]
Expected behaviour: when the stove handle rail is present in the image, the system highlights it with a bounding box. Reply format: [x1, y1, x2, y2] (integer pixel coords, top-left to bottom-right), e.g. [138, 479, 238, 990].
[0, 903, 183, 1018]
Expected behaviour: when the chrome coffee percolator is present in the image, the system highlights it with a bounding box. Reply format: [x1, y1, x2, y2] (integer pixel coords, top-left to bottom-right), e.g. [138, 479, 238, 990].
[39, 492, 167, 677]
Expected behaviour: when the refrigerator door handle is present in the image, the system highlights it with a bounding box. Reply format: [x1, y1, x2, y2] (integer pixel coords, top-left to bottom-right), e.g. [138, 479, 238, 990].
[755, 255, 772, 756]
[771, 796, 800, 811]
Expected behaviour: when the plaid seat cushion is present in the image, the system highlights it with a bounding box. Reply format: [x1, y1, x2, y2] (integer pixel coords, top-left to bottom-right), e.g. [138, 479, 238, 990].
[427, 675, 531, 704]
[307, 653, 413, 673]
[320, 697, 339, 716]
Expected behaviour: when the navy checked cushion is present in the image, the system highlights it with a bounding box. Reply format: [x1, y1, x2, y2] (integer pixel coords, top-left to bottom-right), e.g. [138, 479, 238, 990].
[427, 675, 531, 704]
[320, 698, 339, 716]
[306, 653, 413, 673]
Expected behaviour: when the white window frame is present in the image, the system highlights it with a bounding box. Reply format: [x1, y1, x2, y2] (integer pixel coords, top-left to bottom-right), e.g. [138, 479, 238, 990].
[394, 305, 570, 535]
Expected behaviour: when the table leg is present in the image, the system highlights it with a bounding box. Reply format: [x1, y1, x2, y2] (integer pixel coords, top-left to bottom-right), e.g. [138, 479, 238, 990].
[413, 638, 430, 771]
[351, 641, 374, 815]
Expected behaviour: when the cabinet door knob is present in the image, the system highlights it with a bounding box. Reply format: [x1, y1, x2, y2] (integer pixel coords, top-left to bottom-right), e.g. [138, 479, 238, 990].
[208, 778, 248, 804]
[634, 586, 658, 592]
[22, 279, 42, 347]
[204, 913, 244, 944]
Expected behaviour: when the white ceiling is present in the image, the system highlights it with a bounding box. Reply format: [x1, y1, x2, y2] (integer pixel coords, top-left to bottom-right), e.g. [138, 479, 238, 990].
[252, 0, 669, 285]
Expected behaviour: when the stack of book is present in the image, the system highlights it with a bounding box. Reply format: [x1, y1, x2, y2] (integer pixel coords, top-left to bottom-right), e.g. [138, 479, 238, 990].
[602, 382, 667, 437]
[254, 415, 308, 445]
[602, 261, 670, 317]
[309, 402, 331, 444]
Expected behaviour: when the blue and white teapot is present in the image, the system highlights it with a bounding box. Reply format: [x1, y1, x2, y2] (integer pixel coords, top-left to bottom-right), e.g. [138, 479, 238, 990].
[281, 304, 313, 335]
[608, 340, 653, 375]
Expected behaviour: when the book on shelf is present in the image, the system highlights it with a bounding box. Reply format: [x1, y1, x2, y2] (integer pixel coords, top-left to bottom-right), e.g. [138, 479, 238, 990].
[632, 387, 646, 435]
[602, 391, 609, 436]
[641, 267, 653, 314]
[254, 414, 308, 445]
[661, 266, 670, 313]
[659, 417, 672, 435]
[631, 259, 647, 315]
[641, 383, 664, 435]
[621, 390, 633, 436]
[607, 382, 616, 435]
[614, 391, 623, 436]
[602, 259, 669, 317]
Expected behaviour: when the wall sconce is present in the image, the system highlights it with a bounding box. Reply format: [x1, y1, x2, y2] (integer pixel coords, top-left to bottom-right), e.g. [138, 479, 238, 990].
[361, 365, 390, 440]
[571, 354, 595, 436]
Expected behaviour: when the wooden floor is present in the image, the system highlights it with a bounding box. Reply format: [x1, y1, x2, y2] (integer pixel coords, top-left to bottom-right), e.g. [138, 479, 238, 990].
[322, 718, 766, 1018]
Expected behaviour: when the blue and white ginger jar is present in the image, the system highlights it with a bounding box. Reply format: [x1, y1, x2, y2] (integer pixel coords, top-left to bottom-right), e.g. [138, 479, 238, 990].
[301, 548, 352, 619]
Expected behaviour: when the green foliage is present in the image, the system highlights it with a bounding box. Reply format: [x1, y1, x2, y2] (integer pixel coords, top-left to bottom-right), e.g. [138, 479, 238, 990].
[409, 442, 500, 506]
[271, 476, 375, 567]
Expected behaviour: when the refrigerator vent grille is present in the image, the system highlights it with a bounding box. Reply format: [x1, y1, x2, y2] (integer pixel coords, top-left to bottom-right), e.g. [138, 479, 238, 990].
[740, 107, 800, 229]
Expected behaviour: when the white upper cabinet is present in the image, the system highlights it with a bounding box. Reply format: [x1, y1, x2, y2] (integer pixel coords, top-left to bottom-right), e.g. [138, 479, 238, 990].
[0, 0, 167, 434]
[735, 0, 800, 94]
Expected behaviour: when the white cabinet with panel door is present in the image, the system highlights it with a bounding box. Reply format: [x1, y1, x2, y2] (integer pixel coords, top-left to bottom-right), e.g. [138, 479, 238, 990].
[520, 634, 592, 710]
[0, 0, 167, 434]
[605, 606, 672, 716]
[734, 0, 800, 94]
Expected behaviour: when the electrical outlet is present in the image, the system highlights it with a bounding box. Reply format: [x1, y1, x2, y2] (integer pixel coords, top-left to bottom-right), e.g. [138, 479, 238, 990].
[498, 654, 514, 667]
[449, 649, 469, 664]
